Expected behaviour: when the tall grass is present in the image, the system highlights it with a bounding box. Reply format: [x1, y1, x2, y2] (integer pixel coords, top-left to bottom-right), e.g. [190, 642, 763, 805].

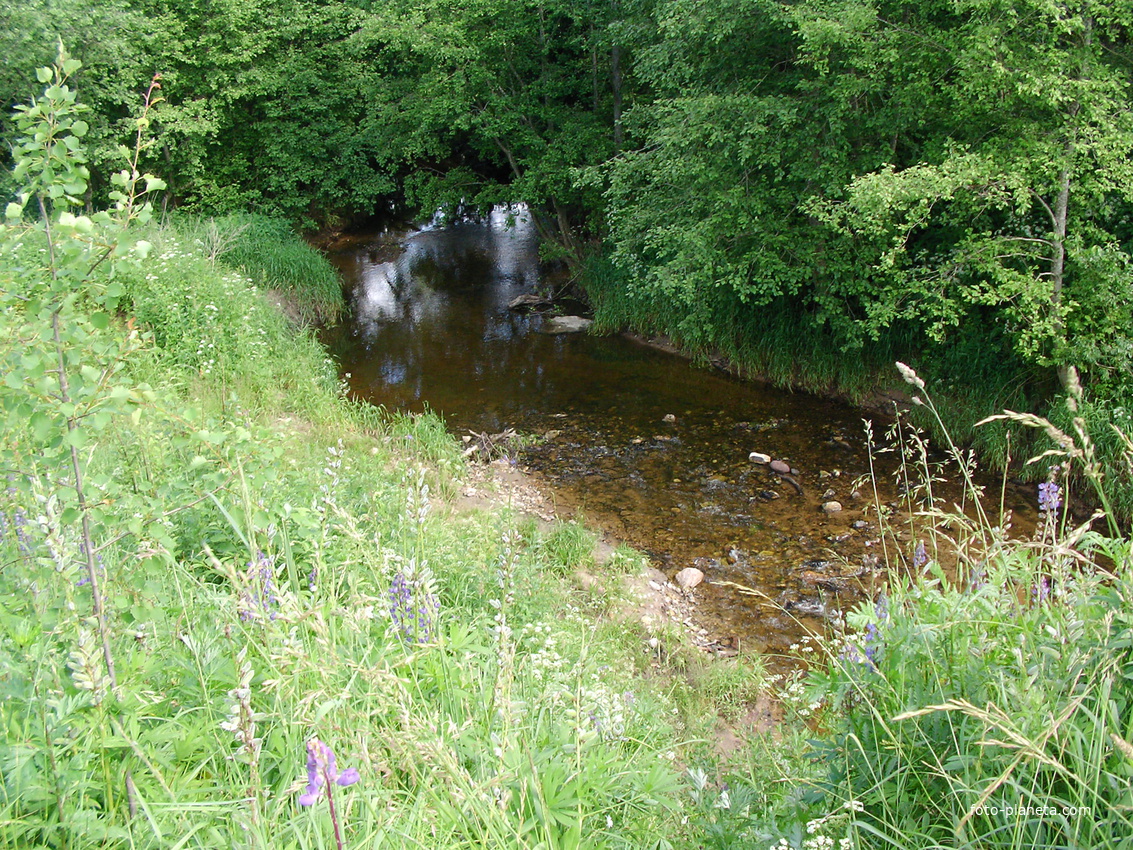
[0, 214, 730, 848]
[800, 364, 1133, 849]
[175, 213, 345, 323]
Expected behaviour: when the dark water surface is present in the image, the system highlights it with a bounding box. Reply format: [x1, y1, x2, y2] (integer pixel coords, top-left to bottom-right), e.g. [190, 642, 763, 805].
[321, 209, 1035, 657]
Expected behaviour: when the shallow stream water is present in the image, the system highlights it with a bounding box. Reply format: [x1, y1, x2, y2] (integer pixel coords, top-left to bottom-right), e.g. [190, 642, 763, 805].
[320, 209, 1037, 658]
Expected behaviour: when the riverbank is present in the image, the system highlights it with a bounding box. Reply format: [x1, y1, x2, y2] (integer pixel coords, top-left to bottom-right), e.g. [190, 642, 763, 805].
[620, 329, 917, 421]
[2, 209, 801, 848]
[8, 204, 1130, 848]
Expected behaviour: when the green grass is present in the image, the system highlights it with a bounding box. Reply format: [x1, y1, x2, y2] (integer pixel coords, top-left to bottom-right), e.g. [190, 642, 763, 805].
[174, 212, 346, 323]
[798, 378, 1133, 849]
[0, 216, 733, 849]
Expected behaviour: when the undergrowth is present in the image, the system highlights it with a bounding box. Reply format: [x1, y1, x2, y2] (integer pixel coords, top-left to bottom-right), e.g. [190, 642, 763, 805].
[727, 364, 1133, 849]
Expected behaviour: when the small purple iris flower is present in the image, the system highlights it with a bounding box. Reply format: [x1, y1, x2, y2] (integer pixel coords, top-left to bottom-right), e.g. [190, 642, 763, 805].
[298, 738, 359, 806]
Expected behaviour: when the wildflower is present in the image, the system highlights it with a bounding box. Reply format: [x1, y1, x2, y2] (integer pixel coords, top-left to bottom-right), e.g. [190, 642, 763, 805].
[1038, 481, 1061, 514]
[912, 540, 928, 569]
[238, 551, 278, 622]
[388, 570, 439, 644]
[76, 540, 106, 587]
[1032, 575, 1051, 604]
[298, 738, 359, 806]
[13, 507, 32, 557]
[873, 594, 889, 624]
[219, 647, 263, 762]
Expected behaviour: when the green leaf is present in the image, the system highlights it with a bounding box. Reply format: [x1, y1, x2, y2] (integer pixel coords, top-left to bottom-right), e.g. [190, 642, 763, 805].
[64, 427, 88, 449]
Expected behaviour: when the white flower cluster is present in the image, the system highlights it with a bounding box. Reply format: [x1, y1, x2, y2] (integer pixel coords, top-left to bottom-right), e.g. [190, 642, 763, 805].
[767, 668, 822, 718]
[769, 803, 861, 850]
[519, 622, 567, 683]
[567, 675, 631, 743]
[517, 622, 633, 741]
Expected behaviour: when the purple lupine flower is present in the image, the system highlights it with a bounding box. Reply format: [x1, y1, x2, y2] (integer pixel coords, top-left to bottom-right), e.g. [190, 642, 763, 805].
[969, 565, 987, 591]
[912, 540, 928, 569]
[239, 551, 279, 622]
[388, 571, 439, 644]
[839, 642, 868, 667]
[13, 508, 32, 557]
[1038, 481, 1061, 514]
[842, 611, 885, 670]
[76, 541, 106, 587]
[862, 622, 881, 664]
[298, 738, 359, 806]
[874, 594, 889, 624]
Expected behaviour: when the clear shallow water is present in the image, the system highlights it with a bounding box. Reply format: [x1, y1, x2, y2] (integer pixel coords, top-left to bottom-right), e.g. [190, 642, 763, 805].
[321, 209, 1037, 658]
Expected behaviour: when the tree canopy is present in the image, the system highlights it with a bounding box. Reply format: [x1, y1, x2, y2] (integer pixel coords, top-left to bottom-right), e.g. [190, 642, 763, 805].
[3, 0, 1133, 483]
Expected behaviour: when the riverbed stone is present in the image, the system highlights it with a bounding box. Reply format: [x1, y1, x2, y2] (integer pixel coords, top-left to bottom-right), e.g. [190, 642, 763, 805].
[822, 500, 843, 514]
[675, 567, 705, 591]
[663, 413, 677, 423]
[749, 451, 771, 464]
[770, 459, 790, 474]
[543, 315, 593, 334]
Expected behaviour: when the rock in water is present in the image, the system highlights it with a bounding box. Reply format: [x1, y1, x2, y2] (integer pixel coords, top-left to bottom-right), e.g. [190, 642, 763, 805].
[507, 293, 553, 311]
[749, 451, 771, 464]
[770, 459, 790, 474]
[543, 316, 593, 334]
[822, 501, 843, 514]
[674, 567, 705, 591]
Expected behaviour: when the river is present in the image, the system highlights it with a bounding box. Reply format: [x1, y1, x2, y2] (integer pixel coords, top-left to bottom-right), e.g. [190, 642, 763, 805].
[320, 208, 1036, 658]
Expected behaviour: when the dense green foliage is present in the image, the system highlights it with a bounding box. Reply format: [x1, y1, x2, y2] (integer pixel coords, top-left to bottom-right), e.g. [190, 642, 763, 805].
[2, 1, 1129, 437]
[593, 1, 1133, 491]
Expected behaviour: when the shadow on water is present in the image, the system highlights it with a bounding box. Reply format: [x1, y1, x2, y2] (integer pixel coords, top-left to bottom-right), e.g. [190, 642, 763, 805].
[321, 207, 1039, 660]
